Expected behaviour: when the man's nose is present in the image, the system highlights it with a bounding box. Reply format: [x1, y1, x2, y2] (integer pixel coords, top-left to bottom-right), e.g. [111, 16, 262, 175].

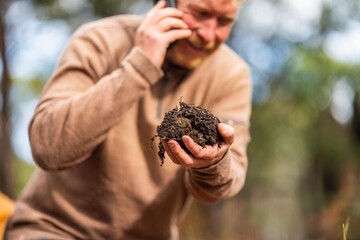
[197, 18, 217, 43]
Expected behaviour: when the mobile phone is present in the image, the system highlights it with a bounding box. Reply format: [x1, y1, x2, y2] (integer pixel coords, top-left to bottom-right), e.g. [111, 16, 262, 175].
[166, 0, 176, 8]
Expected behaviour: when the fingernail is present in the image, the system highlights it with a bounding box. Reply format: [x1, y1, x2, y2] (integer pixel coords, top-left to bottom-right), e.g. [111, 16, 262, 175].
[169, 142, 176, 150]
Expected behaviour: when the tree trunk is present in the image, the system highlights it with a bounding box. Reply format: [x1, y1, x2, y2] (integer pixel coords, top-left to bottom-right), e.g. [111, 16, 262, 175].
[0, 0, 13, 198]
[353, 92, 360, 141]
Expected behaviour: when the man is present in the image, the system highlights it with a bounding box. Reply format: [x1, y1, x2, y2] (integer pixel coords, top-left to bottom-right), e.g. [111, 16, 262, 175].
[6, 0, 252, 239]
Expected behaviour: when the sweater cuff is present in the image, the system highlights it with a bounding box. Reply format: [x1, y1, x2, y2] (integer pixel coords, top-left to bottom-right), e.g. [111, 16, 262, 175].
[125, 47, 164, 85]
[190, 150, 231, 177]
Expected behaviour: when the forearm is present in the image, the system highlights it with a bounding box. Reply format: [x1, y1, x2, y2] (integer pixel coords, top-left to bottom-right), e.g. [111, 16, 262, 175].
[184, 129, 248, 204]
[30, 48, 162, 171]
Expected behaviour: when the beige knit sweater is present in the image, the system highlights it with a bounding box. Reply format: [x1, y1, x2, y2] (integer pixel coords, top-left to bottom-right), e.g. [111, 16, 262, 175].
[7, 15, 252, 240]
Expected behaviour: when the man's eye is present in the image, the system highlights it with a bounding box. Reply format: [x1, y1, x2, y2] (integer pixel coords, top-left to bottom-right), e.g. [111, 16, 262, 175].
[194, 10, 209, 18]
[218, 18, 233, 26]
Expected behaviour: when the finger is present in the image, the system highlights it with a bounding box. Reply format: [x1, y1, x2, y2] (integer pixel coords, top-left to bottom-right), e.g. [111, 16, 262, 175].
[144, 1, 166, 23]
[161, 140, 181, 164]
[157, 17, 189, 32]
[218, 123, 235, 145]
[182, 135, 210, 160]
[153, 0, 166, 10]
[164, 29, 192, 43]
[183, 136, 224, 161]
[168, 140, 194, 166]
[148, 7, 184, 25]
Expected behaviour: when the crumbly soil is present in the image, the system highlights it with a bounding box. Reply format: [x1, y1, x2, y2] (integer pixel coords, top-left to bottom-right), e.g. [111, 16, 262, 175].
[153, 100, 222, 166]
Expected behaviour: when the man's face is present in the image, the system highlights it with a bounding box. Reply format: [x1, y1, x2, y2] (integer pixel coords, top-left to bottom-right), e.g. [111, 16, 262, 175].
[166, 0, 241, 69]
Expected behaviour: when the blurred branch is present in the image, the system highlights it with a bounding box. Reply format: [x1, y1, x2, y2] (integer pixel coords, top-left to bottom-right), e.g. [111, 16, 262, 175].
[353, 92, 360, 141]
[0, 0, 13, 198]
[343, 217, 350, 240]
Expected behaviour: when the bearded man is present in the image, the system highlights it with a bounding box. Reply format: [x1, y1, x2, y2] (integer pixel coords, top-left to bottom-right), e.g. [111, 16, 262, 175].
[5, 0, 252, 239]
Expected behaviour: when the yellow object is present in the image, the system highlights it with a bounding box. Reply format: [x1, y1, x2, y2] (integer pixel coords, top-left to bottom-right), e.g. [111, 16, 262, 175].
[0, 192, 14, 237]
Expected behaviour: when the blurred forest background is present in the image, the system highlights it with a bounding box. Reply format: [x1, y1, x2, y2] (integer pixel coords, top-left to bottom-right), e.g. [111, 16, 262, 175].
[1, 0, 360, 239]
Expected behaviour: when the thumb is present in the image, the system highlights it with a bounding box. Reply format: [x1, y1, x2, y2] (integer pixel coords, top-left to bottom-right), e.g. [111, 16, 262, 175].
[218, 123, 234, 144]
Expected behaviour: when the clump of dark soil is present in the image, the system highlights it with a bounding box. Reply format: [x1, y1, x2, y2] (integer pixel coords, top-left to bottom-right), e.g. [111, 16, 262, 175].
[153, 99, 222, 166]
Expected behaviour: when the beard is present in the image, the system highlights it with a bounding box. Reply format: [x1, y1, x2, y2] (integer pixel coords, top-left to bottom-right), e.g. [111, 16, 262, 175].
[166, 33, 220, 70]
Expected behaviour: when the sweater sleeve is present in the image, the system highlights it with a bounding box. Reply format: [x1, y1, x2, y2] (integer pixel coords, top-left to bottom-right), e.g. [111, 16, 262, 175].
[184, 60, 252, 204]
[29, 23, 163, 171]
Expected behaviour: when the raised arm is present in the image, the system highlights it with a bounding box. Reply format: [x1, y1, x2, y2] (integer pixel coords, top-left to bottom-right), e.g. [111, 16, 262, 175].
[30, 2, 191, 171]
[29, 26, 162, 171]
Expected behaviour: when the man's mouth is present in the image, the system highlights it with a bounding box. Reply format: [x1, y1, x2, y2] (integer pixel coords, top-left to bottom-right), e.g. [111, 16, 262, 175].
[166, 37, 217, 69]
[184, 39, 210, 56]
[188, 41, 204, 52]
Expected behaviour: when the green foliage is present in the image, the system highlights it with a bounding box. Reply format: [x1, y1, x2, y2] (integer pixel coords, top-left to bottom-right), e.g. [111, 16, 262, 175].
[92, 0, 122, 16]
[13, 159, 35, 198]
[32, 0, 57, 6]
[12, 76, 45, 100]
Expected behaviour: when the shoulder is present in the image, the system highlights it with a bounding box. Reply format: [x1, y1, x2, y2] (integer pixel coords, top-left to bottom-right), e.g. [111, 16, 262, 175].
[74, 15, 142, 37]
[67, 15, 142, 53]
[61, 15, 142, 64]
[74, 15, 142, 38]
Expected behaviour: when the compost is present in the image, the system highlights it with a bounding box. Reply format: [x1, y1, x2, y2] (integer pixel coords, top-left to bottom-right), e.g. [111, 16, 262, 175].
[153, 100, 222, 166]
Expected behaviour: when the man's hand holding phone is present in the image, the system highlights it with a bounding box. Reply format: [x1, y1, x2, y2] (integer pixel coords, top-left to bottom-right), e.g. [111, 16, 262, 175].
[135, 0, 191, 69]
